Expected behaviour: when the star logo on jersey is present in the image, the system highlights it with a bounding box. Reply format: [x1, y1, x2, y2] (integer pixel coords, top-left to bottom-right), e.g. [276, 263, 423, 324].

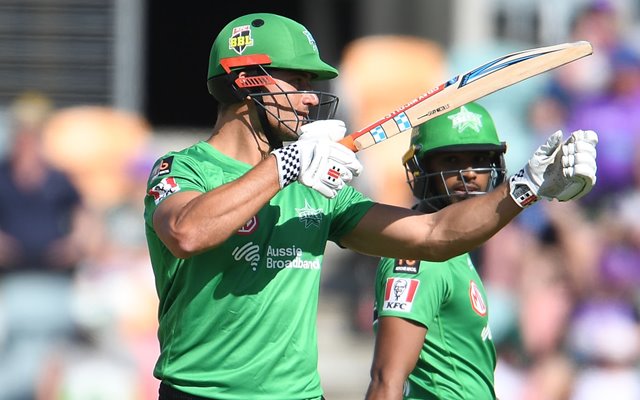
[469, 280, 487, 316]
[448, 106, 483, 133]
[295, 200, 323, 229]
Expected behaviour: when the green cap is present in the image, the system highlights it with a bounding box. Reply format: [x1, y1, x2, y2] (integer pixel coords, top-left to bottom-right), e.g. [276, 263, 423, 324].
[208, 13, 338, 80]
[410, 102, 505, 157]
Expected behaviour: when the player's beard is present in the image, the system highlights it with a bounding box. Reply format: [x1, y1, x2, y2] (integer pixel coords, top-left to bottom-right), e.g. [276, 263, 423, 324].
[255, 94, 305, 141]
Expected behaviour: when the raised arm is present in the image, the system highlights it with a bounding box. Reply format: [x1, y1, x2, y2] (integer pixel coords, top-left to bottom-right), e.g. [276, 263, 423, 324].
[341, 182, 519, 261]
[153, 157, 281, 258]
[342, 129, 598, 261]
[153, 120, 363, 258]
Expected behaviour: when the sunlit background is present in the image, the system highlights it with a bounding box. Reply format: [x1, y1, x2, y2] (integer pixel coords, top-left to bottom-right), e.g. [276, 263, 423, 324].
[0, 0, 639, 399]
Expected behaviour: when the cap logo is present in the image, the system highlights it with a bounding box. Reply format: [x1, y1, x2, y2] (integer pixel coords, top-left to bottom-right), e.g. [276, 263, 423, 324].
[229, 25, 254, 55]
[448, 106, 483, 133]
[302, 29, 318, 52]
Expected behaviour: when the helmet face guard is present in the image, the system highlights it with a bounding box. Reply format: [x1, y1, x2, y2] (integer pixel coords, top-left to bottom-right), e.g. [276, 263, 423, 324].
[208, 58, 338, 140]
[404, 147, 507, 212]
[248, 87, 339, 138]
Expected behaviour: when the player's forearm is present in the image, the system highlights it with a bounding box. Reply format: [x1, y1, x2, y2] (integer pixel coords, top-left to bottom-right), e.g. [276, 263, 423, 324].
[365, 374, 405, 400]
[425, 182, 521, 260]
[365, 381, 402, 400]
[155, 157, 280, 257]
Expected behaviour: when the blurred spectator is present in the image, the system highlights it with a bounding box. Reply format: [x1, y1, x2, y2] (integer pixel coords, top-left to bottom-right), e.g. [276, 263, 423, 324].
[567, 299, 640, 400]
[0, 92, 94, 400]
[529, 0, 640, 211]
[40, 106, 151, 211]
[33, 110, 159, 399]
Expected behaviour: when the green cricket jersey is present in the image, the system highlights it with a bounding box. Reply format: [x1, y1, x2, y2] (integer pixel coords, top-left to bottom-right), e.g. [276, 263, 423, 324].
[374, 254, 496, 399]
[144, 141, 375, 400]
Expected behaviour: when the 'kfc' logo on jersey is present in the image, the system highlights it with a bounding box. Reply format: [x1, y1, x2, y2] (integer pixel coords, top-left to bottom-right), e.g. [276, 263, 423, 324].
[382, 278, 420, 312]
[149, 177, 180, 205]
[469, 280, 487, 316]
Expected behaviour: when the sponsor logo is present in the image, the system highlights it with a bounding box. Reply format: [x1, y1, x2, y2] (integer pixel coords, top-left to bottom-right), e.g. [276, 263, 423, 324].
[148, 177, 180, 205]
[393, 259, 419, 274]
[481, 324, 493, 341]
[295, 200, 323, 228]
[469, 280, 487, 316]
[327, 167, 340, 180]
[230, 243, 321, 271]
[382, 278, 420, 312]
[302, 29, 318, 52]
[232, 242, 261, 271]
[150, 156, 174, 180]
[265, 245, 320, 269]
[237, 216, 258, 235]
[228, 25, 253, 55]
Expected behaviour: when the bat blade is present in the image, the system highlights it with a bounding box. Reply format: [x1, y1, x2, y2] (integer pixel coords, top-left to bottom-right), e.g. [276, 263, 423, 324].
[339, 41, 593, 152]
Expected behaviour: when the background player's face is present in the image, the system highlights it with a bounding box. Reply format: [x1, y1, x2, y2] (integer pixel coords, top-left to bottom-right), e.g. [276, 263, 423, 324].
[425, 151, 494, 203]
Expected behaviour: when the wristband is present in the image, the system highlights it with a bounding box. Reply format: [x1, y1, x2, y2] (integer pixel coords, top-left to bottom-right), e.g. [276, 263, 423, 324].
[509, 168, 540, 208]
[272, 143, 301, 188]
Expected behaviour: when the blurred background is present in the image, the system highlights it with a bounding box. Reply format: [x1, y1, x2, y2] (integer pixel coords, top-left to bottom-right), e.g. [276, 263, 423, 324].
[0, 0, 639, 399]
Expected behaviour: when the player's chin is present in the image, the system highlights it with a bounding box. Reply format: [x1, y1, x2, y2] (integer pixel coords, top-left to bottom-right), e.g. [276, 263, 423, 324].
[451, 193, 473, 203]
[276, 121, 303, 140]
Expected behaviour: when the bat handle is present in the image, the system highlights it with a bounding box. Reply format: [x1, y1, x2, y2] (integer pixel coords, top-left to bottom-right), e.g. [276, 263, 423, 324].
[339, 135, 358, 153]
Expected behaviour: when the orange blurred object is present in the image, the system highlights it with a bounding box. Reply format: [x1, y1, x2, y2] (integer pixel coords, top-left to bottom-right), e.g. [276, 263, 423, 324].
[42, 106, 151, 209]
[339, 35, 446, 206]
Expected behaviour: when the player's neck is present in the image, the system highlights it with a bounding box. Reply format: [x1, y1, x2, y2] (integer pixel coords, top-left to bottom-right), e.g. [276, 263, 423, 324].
[208, 109, 270, 165]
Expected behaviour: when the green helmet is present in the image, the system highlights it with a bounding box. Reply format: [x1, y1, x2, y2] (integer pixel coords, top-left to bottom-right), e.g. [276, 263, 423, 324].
[208, 13, 337, 82]
[206, 13, 340, 146]
[403, 102, 507, 210]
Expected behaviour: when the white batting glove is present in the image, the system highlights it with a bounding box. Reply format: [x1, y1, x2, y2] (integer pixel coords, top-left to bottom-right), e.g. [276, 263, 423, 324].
[509, 129, 598, 208]
[271, 120, 363, 198]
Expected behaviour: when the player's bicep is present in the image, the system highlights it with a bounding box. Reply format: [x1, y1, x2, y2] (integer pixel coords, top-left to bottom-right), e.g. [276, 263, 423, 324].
[340, 203, 434, 260]
[371, 316, 426, 381]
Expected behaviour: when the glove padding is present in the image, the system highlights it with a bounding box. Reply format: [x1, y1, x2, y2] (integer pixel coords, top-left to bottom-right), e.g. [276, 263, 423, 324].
[271, 120, 363, 198]
[509, 129, 598, 208]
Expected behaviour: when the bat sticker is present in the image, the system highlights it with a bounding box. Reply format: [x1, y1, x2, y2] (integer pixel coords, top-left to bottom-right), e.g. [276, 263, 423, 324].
[339, 41, 593, 152]
[459, 50, 555, 87]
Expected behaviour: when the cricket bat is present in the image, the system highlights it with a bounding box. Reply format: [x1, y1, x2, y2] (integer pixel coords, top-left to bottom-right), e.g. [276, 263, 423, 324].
[339, 41, 593, 152]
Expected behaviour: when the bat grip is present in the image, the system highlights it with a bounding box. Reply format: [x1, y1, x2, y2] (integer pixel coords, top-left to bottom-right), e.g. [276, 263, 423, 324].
[338, 135, 358, 153]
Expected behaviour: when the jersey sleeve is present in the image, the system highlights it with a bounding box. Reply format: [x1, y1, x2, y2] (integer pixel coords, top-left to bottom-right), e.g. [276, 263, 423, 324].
[375, 257, 452, 329]
[327, 185, 375, 244]
[143, 152, 222, 224]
